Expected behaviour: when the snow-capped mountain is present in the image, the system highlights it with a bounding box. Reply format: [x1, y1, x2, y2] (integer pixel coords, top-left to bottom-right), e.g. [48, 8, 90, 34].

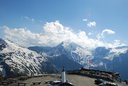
[2, 38, 127, 79]
[29, 41, 95, 70]
[29, 41, 128, 79]
[92, 46, 128, 80]
[29, 42, 83, 70]
[0, 38, 56, 77]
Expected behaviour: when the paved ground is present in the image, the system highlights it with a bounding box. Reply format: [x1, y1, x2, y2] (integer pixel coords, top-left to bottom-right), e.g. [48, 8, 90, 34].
[23, 74, 97, 86]
[1, 74, 128, 86]
[22, 74, 128, 86]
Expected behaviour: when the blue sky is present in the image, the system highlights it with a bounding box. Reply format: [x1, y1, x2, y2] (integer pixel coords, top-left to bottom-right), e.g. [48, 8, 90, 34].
[0, 0, 128, 47]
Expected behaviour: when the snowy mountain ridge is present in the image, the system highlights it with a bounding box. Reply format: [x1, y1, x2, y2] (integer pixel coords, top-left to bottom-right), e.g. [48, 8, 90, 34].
[0, 38, 56, 77]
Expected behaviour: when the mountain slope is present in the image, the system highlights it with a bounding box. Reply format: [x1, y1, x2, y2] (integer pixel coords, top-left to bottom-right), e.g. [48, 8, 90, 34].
[0, 38, 56, 77]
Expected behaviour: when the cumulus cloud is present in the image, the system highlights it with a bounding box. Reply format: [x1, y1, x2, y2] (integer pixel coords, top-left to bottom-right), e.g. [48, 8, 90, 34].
[4, 26, 41, 46]
[3, 21, 77, 47]
[3, 21, 125, 49]
[87, 21, 96, 28]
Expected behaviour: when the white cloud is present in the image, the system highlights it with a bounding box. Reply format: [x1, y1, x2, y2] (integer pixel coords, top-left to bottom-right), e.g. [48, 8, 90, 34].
[3, 21, 125, 49]
[112, 40, 126, 47]
[87, 21, 96, 28]
[83, 19, 96, 28]
[83, 19, 88, 22]
[97, 29, 116, 40]
[101, 29, 115, 38]
[102, 29, 115, 35]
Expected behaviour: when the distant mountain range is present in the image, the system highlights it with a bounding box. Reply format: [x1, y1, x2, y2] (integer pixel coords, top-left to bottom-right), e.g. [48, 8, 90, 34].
[29, 41, 128, 80]
[0, 38, 128, 80]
